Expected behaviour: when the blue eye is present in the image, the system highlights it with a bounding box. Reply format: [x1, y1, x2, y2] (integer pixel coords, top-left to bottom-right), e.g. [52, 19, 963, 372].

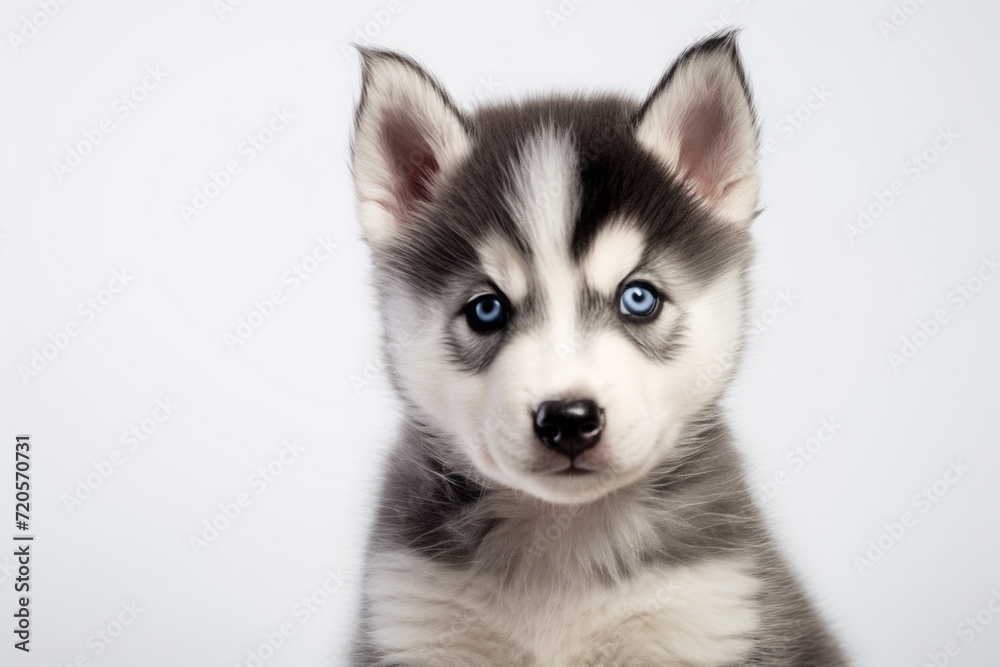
[619, 282, 659, 318]
[465, 294, 508, 332]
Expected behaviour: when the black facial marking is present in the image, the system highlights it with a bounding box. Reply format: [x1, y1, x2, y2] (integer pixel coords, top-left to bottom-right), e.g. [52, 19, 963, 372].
[377, 93, 749, 292]
[372, 93, 750, 376]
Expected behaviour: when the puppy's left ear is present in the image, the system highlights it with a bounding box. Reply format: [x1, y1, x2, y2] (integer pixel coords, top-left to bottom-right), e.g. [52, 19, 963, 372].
[636, 31, 759, 224]
[351, 48, 469, 247]
[351, 49, 471, 248]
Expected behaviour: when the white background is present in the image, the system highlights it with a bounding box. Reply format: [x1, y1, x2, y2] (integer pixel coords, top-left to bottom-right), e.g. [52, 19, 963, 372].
[2, 0, 999, 665]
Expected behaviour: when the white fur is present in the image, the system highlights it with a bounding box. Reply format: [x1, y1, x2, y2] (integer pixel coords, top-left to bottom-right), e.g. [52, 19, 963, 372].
[581, 223, 647, 295]
[504, 127, 581, 369]
[636, 48, 758, 224]
[367, 549, 760, 666]
[353, 55, 470, 247]
[386, 130, 747, 504]
[478, 235, 531, 303]
[389, 205, 745, 506]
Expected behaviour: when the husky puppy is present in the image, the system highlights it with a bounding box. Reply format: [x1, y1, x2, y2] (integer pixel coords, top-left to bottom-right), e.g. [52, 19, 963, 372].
[349, 31, 846, 666]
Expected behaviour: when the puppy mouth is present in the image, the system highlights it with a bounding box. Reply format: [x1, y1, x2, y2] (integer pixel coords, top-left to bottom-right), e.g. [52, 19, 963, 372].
[537, 462, 600, 476]
[555, 466, 597, 476]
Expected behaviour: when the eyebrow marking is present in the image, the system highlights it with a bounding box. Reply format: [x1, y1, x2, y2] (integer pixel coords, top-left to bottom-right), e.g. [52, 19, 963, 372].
[477, 235, 530, 303]
[580, 220, 647, 294]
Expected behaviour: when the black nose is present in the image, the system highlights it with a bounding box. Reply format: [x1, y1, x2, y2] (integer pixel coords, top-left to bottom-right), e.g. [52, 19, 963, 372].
[533, 399, 604, 459]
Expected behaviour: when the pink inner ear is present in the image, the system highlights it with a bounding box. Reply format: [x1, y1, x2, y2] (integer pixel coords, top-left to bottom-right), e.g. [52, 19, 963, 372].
[382, 115, 441, 222]
[677, 100, 732, 202]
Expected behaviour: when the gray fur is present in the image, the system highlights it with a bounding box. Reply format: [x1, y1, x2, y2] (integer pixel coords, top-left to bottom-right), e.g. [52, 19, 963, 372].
[353, 415, 846, 665]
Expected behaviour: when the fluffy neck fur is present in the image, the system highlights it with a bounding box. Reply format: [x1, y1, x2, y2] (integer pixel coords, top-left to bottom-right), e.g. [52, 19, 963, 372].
[369, 405, 768, 593]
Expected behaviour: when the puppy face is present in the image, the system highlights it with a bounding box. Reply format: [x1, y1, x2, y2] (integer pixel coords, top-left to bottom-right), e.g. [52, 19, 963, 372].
[352, 34, 758, 504]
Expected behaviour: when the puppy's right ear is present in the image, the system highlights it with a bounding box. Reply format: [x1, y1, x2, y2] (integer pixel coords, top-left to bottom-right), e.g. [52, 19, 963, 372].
[635, 31, 759, 225]
[351, 49, 470, 248]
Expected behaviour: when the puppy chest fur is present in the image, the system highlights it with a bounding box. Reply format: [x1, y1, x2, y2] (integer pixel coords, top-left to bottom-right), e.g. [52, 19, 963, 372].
[367, 551, 761, 667]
